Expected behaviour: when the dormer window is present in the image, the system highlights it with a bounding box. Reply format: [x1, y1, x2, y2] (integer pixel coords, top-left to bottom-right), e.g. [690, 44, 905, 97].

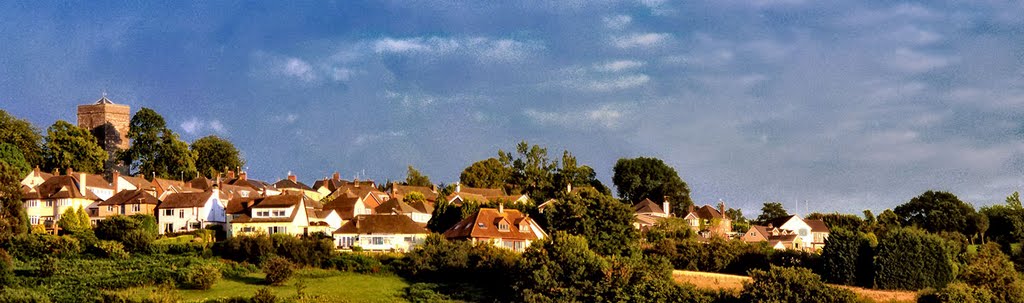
[272, 210, 286, 217]
[519, 223, 529, 232]
[498, 222, 509, 231]
[478, 222, 486, 229]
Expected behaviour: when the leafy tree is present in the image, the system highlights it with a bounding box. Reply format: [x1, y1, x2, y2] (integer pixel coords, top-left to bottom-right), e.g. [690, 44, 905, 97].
[459, 158, 509, 189]
[895, 191, 975, 235]
[404, 165, 432, 187]
[0, 109, 42, 166]
[877, 209, 900, 229]
[262, 256, 295, 285]
[612, 157, 693, 215]
[0, 161, 29, 237]
[726, 208, 750, 232]
[0, 143, 30, 176]
[41, 120, 108, 174]
[120, 108, 198, 179]
[554, 151, 610, 195]
[545, 187, 637, 256]
[754, 202, 790, 225]
[644, 217, 696, 243]
[873, 228, 956, 290]
[958, 243, 1024, 303]
[190, 135, 244, 178]
[502, 141, 558, 201]
[57, 206, 88, 234]
[740, 266, 857, 303]
[514, 231, 609, 302]
[806, 212, 864, 232]
[966, 213, 990, 244]
[818, 229, 867, 286]
[981, 193, 1024, 246]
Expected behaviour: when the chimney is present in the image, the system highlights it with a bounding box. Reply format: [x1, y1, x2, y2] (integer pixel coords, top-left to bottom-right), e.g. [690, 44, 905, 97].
[66, 167, 73, 176]
[718, 201, 726, 216]
[687, 204, 695, 214]
[227, 170, 235, 179]
[498, 202, 504, 214]
[332, 172, 340, 181]
[239, 171, 247, 181]
[354, 178, 360, 188]
[113, 171, 120, 193]
[33, 165, 40, 175]
[79, 173, 87, 197]
[662, 196, 671, 216]
[288, 173, 297, 183]
[391, 181, 399, 194]
[455, 182, 461, 193]
[431, 184, 437, 192]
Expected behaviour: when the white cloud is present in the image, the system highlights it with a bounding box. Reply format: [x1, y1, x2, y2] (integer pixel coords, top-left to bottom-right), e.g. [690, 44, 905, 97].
[251, 51, 355, 84]
[272, 113, 299, 124]
[638, 0, 674, 15]
[585, 74, 650, 91]
[886, 48, 955, 73]
[282, 57, 315, 82]
[180, 117, 227, 135]
[602, 15, 632, 30]
[370, 36, 540, 62]
[612, 33, 671, 48]
[524, 104, 629, 129]
[594, 60, 645, 72]
[353, 131, 406, 146]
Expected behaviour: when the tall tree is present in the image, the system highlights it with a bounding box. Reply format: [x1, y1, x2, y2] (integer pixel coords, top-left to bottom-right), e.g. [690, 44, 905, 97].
[612, 157, 693, 215]
[894, 190, 975, 235]
[0, 143, 30, 176]
[726, 208, 750, 233]
[754, 202, 790, 225]
[190, 135, 244, 178]
[404, 165, 432, 187]
[41, 120, 108, 174]
[0, 110, 42, 167]
[502, 141, 558, 201]
[545, 187, 637, 256]
[119, 108, 197, 179]
[0, 161, 29, 237]
[981, 193, 1024, 246]
[554, 151, 610, 195]
[459, 158, 509, 189]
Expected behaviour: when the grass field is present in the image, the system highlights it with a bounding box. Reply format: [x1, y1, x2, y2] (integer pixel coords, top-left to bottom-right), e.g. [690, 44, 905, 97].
[128, 269, 411, 303]
[672, 270, 917, 303]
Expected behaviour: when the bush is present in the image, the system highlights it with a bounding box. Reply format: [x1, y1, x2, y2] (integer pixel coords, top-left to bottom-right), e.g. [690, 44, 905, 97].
[740, 266, 857, 303]
[2, 233, 82, 260]
[96, 240, 129, 259]
[219, 261, 258, 279]
[325, 253, 383, 274]
[404, 283, 450, 303]
[36, 256, 59, 277]
[0, 288, 51, 303]
[151, 241, 207, 256]
[95, 215, 155, 254]
[918, 282, 995, 303]
[874, 228, 956, 290]
[0, 249, 13, 286]
[177, 263, 222, 290]
[213, 235, 274, 265]
[261, 256, 294, 286]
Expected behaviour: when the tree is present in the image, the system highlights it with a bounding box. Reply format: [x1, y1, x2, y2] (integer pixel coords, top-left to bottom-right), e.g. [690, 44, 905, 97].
[612, 157, 693, 215]
[740, 266, 857, 303]
[405, 165, 432, 187]
[120, 108, 198, 179]
[502, 141, 559, 201]
[806, 212, 864, 232]
[894, 191, 975, 235]
[514, 231, 609, 302]
[554, 151, 610, 195]
[545, 187, 637, 256]
[459, 158, 509, 189]
[726, 208, 750, 233]
[0, 109, 42, 167]
[0, 143, 30, 176]
[873, 228, 956, 290]
[966, 213, 989, 244]
[958, 243, 1024, 303]
[819, 229, 862, 285]
[57, 206, 89, 234]
[41, 120, 108, 174]
[754, 202, 790, 225]
[0, 161, 29, 237]
[877, 209, 900, 229]
[190, 135, 244, 178]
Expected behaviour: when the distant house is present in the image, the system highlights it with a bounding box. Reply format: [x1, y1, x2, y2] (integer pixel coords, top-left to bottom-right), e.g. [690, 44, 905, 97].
[333, 214, 429, 251]
[273, 174, 322, 201]
[230, 193, 340, 237]
[20, 166, 52, 189]
[388, 182, 439, 204]
[111, 171, 156, 195]
[96, 189, 160, 218]
[322, 187, 386, 220]
[446, 183, 529, 206]
[156, 190, 228, 234]
[443, 205, 547, 252]
[682, 202, 733, 238]
[21, 174, 101, 230]
[374, 197, 433, 223]
[741, 225, 805, 250]
[742, 215, 828, 251]
[632, 198, 671, 230]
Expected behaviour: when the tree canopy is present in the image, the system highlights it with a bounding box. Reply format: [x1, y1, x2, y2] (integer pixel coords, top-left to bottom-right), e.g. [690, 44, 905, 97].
[41, 120, 108, 174]
[119, 108, 198, 179]
[545, 187, 637, 256]
[459, 158, 509, 189]
[0, 110, 42, 167]
[405, 165, 432, 187]
[894, 190, 975, 235]
[190, 135, 244, 178]
[611, 157, 692, 215]
[502, 141, 558, 201]
[0, 161, 29, 237]
[0, 143, 30, 176]
[754, 202, 790, 225]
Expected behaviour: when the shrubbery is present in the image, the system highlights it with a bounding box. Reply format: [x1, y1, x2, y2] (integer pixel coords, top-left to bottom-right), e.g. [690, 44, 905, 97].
[1, 233, 81, 260]
[324, 253, 383, 274]
[874, 228, 956, 290]
[96, 240, 129, 259]
[739, 266, 857, 303]
[176, 262, 221, 290]
[0, 249, 13, 286]
[261, 256, 294, 286]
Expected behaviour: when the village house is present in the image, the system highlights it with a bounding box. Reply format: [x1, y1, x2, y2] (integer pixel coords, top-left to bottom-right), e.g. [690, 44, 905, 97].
[741, 225, 805, 250]
[446, 183, 529, 206]
[682, 202, 733, 238]
[443, 205, 547, 252]
[272, 174, 322, 201]
[20, 166, 52, 189]
[111, 171, 156, 195]
[742, 215, 829, 251]
[632, 198, 672, 230]
[387, 182, 439, 204]
[95, 189, 160, 219]
[21, 174, 101, 230]
[374, 197, 433, 223]
[321, 184, 388, 220]
[229, 193, 340, 237]
[333, 214, 429, 251]
[156, 189, 228, 234]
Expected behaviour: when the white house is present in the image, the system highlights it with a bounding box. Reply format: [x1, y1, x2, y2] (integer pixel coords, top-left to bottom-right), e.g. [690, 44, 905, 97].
[763, 215, 830, 251]
[332, 214, 429, 252]
[156, 189, 228, 234]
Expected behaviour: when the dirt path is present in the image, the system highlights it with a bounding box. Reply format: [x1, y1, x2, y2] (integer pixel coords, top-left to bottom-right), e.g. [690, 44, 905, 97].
[672, 270, 917, 303]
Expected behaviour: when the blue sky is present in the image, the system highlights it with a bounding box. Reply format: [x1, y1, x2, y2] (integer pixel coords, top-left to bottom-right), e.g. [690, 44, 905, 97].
[3, 1, 1024, 215]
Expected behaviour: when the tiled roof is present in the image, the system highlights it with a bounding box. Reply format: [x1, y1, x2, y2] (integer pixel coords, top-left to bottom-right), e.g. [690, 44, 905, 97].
[273, 179, 313, 191]
[251, 194, 302, 208]
[458, 186, 505, 196]
[443, 208, 542, 241]
[226, 197, 257, 215]
[120, 175, 155, 190]
[22, 175, 101, 200]
[333, 214, 428, 235]
[633, 198, 664, 214]
[805, 219, 830, 233]
[766, 215, 797, 228]
[98, 189, 159, 206]
[158, 191, 215, 209]
[390, 184, 438, 201]
[83, 174, 114, 190]
[689, 205, 725, 219]
[324, 195, 362, 220]
[375, 198, 421, 214]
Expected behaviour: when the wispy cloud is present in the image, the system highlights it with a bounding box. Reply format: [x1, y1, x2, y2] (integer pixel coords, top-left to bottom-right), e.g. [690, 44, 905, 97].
[594, 60, 645, 72]
[525, 104, 630, 130]
[886, 48, 955, 73]
[353, 130, 407, 146]
[180, 117, 227, 135]
[602, 15, 632, 30]
[370, 37, 542, 63]
[612, 33, 671, 48]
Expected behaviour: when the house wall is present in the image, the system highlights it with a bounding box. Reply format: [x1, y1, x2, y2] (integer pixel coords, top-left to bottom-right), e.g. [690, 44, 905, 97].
[231, 221, 309, 237]
[334, 233, 427, 252]
[24, 198, 93, 227]
[778, 217, 814, 247]
[97, 203, 157, 218]
[741, 228, 767, 242]
[87, 187, 115, 201]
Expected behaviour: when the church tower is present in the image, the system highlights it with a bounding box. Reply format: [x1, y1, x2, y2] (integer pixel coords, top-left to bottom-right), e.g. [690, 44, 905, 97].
[77, 94, 131, 152]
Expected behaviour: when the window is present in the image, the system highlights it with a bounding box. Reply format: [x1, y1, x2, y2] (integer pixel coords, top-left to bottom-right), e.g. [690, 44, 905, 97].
[369, 237, 385, 245]
[163, 209, 173, 216]
[799, 229, 808, 237]
[519, 223, 529, 232]
[477, 222, 486, 229]
[26, 201, 36, 208]
[132, 204, 141, 212]
[164, 223, 174, 233]
[338, 236, 354, 248]
[272, 210, 286, 217]
[240, 226, 255, 233]
[364, 208, 372, 214]
[190, 222, 201, 229]
[256, 211, 270, 217]
[29, 216, 39, 225]
[498, 222, 509, 232]
[107, 206, 114, 212]
[240, 191, 249, 198]
[268, 226, 287, 234]
[179, 209, 185, 218]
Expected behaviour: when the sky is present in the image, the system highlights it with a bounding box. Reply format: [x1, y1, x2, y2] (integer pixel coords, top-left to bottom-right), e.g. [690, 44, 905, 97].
[2, 1, 1024, 215]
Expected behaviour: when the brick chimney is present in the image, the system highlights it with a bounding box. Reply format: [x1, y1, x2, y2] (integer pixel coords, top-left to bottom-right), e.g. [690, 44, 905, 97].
[239, 171, 247, 181]
[353, 178, 359, 188]
[65, 167, 73, 176]
[332, 172, 340, 181]
[498, 202, 504, 214]
[455, 182, 461, 193]
[227, 170, 235, 179]
[113, 171, 120, 193]
[718, 201, 726, 216]
[288, 173, 297, 183]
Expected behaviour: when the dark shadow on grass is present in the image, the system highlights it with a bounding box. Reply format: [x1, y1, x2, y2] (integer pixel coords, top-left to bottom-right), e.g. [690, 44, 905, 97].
[231, 275, 267, 285]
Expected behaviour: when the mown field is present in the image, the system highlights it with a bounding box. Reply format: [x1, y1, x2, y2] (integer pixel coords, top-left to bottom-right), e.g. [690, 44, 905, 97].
[672, 270, 917, 303]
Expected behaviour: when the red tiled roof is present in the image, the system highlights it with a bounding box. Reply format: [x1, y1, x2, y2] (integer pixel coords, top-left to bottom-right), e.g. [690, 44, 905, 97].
[805, 219, 830, 233]
[333, 214, 428, 235]
[633, 198, 664, 214]
[443, 208, 542, 241]
[22, 175, 101, 200]
[99, 189, 159, 206]
[158, 191, 215, 209]
[689, 205, 725, 219]
[458, 186, 505, 197]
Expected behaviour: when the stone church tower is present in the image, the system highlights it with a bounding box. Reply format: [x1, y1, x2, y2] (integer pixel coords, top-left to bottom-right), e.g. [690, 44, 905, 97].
[77, 95, 131, 172]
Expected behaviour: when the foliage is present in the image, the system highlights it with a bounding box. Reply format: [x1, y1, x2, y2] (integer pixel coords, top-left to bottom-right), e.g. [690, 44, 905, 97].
[644, 217, 696, 243]
[324, 253, 383, 274]
[0, 109, 43, 167]
[405, 165, 433, 187]
[612, 157, 693, 215]
[403, 283, 450, 303]
[514, 231, 610, 302]
[806, 212, 864, 233]
[267, 234, 334, 267]
[957, 243, 1024, 303]
[966, 212, 990, 244]
[0, 161, 29, 237]
[918, 282, 995, 303]
[895, 190, 976, 235]
[739, 266, 858, 303]
[40, 120, 107, 173]
[459, 158, 509, 189]
[95, 215, 155, 253]
[726, 208, 750, 233]
[119, 108, 198, 179]
[57, 206, 88, 234]
[0, 143, 30, 176]
[176, 262, 222, 290]
[13, 255, 208, 302]
[554, 151, 610, 195]
[251, 287, 276, 303]
[545, 187, 638, 256]
[980, 195, 1024, 246]
[874, 228, 956, 290]
[190, 135, 245, 178]
[96, 240, 129, 259]
[261, 256, 295, 286]
[1, 233, 82, 260]
[0, 249, 13, 287]
[754, 202, 790, 225]
[214, 234, 274, 264]
[0, 288, 51, 303]
[819, 228, 866, 286]
[501, 141, 559, 201]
